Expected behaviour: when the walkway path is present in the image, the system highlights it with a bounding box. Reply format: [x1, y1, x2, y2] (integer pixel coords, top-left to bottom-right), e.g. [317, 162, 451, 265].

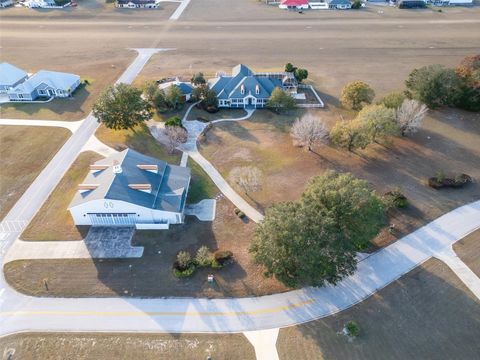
[244, 328, 280, 360]
[1, 201, 478, 336]
[0, 118, 83, 133]
[169, 0, 191, 21]
[177, 105, 264, 222]
[434, 246, 480, 300]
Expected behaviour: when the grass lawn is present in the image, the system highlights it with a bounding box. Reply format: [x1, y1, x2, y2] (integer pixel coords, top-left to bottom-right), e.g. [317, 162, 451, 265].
[277, 258, 480, 360]
[187, 157, 219, 203]
[453, 229, 480, 278]
[95, 123, 182, 164]
[199, 107, 480, 247]
[5, 198, 288, 298]
[21, 151, 103, 241]
[0, 126, 71, 221]
[187, 106, 247, 122]
[0, 332, 255, 360]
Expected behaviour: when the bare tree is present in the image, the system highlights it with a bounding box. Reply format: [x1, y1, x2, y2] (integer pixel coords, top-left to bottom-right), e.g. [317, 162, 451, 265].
[164, 126, 187, 153]
[396, 99, 428, 136]
[229, 166, 263, 196]
[290, 113, 328, 151]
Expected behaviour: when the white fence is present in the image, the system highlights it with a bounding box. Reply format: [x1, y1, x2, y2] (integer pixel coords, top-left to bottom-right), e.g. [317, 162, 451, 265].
[297, 84, 325, 108]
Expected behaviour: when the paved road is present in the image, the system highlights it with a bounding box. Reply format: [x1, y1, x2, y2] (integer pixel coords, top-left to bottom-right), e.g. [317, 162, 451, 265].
[0, 119, 83, 132]
[1, 200, 478, 335]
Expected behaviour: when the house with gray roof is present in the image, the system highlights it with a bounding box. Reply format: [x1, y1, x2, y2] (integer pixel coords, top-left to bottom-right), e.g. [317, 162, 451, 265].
[208, 64, 298, 108]
[69, 149, 191, 230]
[159, 80, 194, 102]
[0, 63, 28, 94]
[7, 70, 80, 101]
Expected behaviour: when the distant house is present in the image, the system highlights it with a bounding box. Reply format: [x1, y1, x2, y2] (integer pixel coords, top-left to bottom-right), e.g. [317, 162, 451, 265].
[309, 1, 330, 9]
[0, 63, 28, 93]
[159, 80, 194, 102]
[0, 0, 14, 8]
[7, 70, 80, 101]
[328, 0, 352, 9]
[116, 0, 158, 8]
[397, 0, 426, 7]
[25, 0, 57, 8]
[208, 64, 298, 109]
[279, 0, 309, 9]
[69, 149, 191, 230]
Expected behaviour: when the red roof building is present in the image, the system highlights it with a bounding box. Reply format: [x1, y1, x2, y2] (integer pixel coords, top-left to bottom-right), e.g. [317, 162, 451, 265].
[279, 0, 309, 8]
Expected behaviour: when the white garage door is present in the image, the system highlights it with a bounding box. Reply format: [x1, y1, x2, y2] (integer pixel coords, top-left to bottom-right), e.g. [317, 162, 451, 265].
[88, 213, 137, 226]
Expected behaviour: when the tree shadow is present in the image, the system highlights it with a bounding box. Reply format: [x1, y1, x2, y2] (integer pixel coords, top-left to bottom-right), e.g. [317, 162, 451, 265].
[277, 259, 480, 360]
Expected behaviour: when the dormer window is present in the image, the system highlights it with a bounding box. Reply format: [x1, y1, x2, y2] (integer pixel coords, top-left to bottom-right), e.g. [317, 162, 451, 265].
[241, 84, 245, 95]
[255, 85, 260, 95]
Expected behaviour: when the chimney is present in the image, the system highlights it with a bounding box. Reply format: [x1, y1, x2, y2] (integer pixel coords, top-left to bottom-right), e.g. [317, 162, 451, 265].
[112, 160, 122, 174]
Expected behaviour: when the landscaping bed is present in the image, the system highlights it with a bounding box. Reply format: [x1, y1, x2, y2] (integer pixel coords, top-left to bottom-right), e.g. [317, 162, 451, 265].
[5, 198, 288, 298]
[0, 126, 71, 221]
[187, 106, 247, 122]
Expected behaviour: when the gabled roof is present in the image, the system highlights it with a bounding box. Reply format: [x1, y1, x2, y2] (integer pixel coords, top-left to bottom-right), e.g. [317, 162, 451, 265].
[328, 0, 351, 4]
[0, 63, 28, 87]
[11, 70, 80, 94]
[160, 81, 193, 95]
[281, 0, 309, 5]
[209, 64, 283, 100]
[69, 149, 191, 213]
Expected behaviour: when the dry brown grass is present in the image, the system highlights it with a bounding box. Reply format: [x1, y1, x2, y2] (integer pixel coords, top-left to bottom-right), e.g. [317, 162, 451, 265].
[21, 151, 103, 241]
[0, 125, 70, 221]
[0, 332, 255, 360]
[453, 229, 480, 278]
[277, 258, 480, 360]
[199, 108, 480, 246]
[5, 198, 288, 298]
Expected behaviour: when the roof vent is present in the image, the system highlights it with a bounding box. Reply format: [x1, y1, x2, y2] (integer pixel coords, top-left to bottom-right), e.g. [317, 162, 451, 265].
[137, 164, 158, 173]
[90, 164, 109, 173]
[128, 183, 152, 193]
[112, 160, 122, 174]
[78, 184, 99, 194]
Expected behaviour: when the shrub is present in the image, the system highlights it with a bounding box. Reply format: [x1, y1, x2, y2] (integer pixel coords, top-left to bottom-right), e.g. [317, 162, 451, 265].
[174, 251, 192, 271]
[173, 251, 196, 278]
[351, 0, 362, 9]
[214, 250, 233, 266]
[83, 79, 90, 85]
[384, 189, 408, 209]
[195, 246, 212, 267]
[165, 116, 182, 127]
[345, 321, 360, 337]
[428, 173, 472, 189]
[234, 208, 241, 215]
[377, 91, 405, 109]
[340, 81, 375, 111]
